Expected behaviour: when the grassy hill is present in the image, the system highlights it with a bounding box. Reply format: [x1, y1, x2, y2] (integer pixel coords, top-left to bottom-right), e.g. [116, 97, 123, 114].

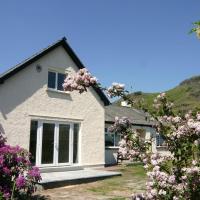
[116, 75, 200, 114]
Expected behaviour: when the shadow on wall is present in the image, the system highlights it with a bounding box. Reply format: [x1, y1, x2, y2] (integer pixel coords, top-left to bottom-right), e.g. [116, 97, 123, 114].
[0, 123, 5, 134]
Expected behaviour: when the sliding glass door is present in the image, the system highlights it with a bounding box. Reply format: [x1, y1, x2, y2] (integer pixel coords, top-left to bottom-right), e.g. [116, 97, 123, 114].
[58, 124, 70, 163]
[41, 123, 55, 164]
[29, 120, 79, 167]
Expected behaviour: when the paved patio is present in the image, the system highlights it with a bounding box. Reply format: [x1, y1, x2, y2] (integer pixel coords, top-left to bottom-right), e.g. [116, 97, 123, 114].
[40, 168, 121, 189]
[35, 165, 146, 200]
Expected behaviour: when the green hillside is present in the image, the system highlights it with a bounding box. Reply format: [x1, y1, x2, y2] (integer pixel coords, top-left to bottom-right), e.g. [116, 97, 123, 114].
[117, 75, 200, 114]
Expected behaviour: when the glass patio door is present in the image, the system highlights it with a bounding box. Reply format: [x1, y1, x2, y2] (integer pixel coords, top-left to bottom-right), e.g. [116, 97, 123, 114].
[30, 120, 79, 167]
[39, 122, 71, 166]
[41, 123, 55, 164]
[58, 124, 70, 164]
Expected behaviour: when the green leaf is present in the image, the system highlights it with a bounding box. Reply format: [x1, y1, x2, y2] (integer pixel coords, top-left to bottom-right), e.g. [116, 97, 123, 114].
[193, 21, 200, 26]
[189, 28, 197, 34]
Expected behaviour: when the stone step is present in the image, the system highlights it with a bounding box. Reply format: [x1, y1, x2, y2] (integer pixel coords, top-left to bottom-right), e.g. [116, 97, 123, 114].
[39, 165, 84, 173]
[39, 169, 121, 189]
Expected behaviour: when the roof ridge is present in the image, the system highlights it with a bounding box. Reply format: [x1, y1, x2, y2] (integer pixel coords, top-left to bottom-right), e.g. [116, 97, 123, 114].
[106, 104, 144, 113]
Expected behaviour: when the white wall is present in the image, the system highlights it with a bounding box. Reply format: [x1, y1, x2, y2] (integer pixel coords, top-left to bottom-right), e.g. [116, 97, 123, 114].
[0, 46, 105, 167]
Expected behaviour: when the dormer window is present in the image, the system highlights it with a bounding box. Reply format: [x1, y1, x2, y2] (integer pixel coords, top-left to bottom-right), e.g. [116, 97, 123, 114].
[48, 71, 66, 91]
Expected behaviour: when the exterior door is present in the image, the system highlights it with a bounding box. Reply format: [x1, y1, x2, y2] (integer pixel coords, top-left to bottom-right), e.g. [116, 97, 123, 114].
[30, 121, 79, 167]
[41, 123, 55, 165]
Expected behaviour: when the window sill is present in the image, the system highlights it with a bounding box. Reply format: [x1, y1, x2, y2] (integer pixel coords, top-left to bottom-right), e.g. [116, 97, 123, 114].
[105, 146, 119, 149]
[46, 88, 70, 94]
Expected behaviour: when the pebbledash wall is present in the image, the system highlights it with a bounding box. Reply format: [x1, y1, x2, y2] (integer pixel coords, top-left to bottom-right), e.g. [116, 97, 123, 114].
[0, 45, 105, 167]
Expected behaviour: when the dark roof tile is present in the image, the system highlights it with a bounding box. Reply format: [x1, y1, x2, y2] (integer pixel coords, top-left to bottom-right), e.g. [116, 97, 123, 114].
[105, 104, 153, 126]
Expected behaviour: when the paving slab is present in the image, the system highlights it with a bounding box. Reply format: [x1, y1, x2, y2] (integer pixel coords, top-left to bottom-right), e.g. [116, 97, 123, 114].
[39, 169, 121, 189]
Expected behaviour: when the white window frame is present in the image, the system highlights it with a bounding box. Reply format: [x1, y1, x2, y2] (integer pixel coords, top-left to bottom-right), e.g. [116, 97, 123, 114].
[34, 120, 80, 167]
[105, 128, 121, 148]
[47, 70, 67, 92]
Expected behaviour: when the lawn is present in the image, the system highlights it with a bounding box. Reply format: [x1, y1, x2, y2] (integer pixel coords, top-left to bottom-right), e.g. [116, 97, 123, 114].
[36, 163, 146, 200]
[87, 163, 146, 199]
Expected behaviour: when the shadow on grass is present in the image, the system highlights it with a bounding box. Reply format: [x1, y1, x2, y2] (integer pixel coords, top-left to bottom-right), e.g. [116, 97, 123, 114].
[17, 194, 50, 200]
[31, 195, 50, 200]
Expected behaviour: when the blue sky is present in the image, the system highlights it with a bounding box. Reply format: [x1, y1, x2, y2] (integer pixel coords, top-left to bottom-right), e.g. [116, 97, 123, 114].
[0, 0, 200, 93]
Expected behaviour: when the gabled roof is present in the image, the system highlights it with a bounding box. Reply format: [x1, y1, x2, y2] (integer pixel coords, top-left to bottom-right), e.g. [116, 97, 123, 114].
[0, 37, 110, 106]
[105, 104, 153, 126]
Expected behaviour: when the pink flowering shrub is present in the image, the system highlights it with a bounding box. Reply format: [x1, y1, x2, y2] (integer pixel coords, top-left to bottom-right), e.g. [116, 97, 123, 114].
[62, 68, 132, 102]
[109, 116, 151, 161]
[0, 126, 41, 199]
[132, 93, 200, 200]
[63, 68, 200, 199]
[107, 82, 126, 98]
[63, 68, 98, 93]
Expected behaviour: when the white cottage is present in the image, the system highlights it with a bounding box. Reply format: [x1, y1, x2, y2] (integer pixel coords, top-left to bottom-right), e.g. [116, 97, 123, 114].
[0, 38, 165, 171]
[0, 38, 110, 172]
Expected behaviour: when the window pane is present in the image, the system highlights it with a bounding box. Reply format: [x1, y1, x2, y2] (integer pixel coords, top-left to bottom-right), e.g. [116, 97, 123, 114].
[48, 71, 56, 89]
[29, 121, 38, 165]
[156, 135, 160, 146]
[136, 129, 146, 139]
[73, 124, 79, 163]
[57, 73, 66, 91]
[105, 133, 114, 146]
[58, 124, 70, 163]
[42, 123, 55, 164]
[156, 134, 166, 146]
[115, 133, 121, 146]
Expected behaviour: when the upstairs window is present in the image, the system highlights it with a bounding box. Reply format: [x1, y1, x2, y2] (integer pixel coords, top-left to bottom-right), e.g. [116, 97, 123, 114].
[48, 71, 66, 91]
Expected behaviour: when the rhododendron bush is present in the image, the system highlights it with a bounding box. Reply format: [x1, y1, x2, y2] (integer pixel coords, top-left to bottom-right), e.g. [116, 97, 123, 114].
[0, 125, 41, 199]
[64, 68, 200, 200]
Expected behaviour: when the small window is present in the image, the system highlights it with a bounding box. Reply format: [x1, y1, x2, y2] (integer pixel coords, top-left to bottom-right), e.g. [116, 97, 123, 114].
[57, 73, 66, 91]
[105, 133, 115, 146]
[105, 128, 121, 147]
[115, 133, 121, 146]
[156, 134, 167, 147]
[48, 71, 66, 91]
[48, 71, 56, 89]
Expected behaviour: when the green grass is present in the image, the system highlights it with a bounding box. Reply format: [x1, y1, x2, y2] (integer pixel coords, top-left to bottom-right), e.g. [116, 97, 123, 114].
[121, 163, 146, 178]
[87, 164, 146, 199]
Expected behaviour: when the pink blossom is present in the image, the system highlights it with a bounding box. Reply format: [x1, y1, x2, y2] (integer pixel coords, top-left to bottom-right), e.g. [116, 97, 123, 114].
[63, 68, 98, 93]
[107, 82, 126, 98]
[16, 175, 26, 189]
[158, 189, 166, 195]
[197, 113, 200, 121]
